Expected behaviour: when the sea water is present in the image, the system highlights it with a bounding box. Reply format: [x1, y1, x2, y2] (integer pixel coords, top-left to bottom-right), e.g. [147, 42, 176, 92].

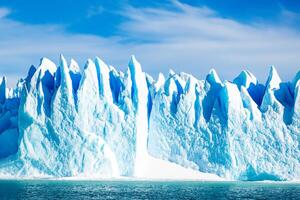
[0, 180, 299, 199]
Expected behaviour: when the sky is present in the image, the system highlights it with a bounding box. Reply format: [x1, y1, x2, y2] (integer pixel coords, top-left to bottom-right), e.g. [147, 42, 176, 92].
[0, 0, 300, 87]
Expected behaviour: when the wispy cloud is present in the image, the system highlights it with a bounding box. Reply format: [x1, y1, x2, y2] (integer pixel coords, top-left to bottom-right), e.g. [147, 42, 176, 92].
[0, 1, 299, 87]
[0, 7, 10, 18]
[86, 5, 105, 18]
[119, 2, 300, 80]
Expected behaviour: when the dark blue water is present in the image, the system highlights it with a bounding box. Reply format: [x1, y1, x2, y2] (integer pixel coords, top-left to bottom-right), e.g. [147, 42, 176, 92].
[0, 180, 299, 200]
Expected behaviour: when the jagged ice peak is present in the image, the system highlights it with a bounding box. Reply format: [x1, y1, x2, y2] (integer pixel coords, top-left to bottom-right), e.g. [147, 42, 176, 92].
[0, 55, 299, 181]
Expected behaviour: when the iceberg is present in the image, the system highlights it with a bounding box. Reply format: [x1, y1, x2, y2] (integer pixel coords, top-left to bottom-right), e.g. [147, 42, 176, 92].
[0, 55, 299, 181]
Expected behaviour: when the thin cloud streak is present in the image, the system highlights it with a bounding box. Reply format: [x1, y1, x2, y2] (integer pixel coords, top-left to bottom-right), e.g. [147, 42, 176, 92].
[0, 7, 10, 18]
[0, 1, 299, 87]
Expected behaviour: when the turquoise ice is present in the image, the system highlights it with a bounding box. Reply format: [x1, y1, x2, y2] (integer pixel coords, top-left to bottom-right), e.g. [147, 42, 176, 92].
[0, 56, 299, 181]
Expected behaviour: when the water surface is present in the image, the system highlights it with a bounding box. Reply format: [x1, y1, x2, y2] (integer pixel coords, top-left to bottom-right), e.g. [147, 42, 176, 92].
[0, 180, 299, 199]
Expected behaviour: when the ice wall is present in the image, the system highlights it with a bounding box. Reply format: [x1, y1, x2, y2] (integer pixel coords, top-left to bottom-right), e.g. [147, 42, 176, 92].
[0, 56, 299, 181]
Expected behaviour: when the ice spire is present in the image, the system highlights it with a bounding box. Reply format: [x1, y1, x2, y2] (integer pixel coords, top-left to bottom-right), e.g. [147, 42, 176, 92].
[34, 57, 57, 91]
[95, 57, 113, 103]
[169, 69, 176, 76]
[28, 65, 37, 75]
[128, 55, 146, 110]
[164, 77, 177, 97]
[0, 77, 6, 104]
[292, 70, 300, 93]
[293, 71, 300, 117]
[207, 69, 222, 84]
[155, 73, 165, 91]
[38, 57, 57, 77]
[51, 55, 75, 122]
[128, 55, 149, 177]
[69, 59, 80, 74]
[203, 69, 223, 122]
[293, 79, 300, 116]
[59, 55, 73, 97]
[25, 65, 36, 85]
[68, 59, 81, 94]
[233, 70, 257, 89]
[260, 66, 282, 112]
[219, 81, 244, 124]
[265, 66, 281, 90]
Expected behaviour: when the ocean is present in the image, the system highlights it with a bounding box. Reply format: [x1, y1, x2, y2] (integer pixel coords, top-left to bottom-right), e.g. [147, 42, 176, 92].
[0, 180, 299, 199]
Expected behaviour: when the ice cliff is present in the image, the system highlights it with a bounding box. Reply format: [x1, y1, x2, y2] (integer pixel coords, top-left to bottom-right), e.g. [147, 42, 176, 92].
[0, 55, 299, 181]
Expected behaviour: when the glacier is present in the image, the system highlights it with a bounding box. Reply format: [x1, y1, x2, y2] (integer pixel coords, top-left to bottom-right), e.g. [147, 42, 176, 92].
[0, 55, 299, 181]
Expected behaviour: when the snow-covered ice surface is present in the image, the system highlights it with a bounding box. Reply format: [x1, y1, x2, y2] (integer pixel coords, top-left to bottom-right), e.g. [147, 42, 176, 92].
[0, 55, 299, 181]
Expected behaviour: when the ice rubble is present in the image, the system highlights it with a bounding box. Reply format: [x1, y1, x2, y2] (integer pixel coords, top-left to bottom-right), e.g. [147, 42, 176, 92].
[0, 55, 299, 181]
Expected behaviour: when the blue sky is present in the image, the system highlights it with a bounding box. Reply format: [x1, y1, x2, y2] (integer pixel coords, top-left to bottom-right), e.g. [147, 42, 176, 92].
[0, 0, 300, 86]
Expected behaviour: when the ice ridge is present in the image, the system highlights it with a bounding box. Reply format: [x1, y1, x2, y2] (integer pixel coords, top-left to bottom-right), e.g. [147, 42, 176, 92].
[0, 55, 299, 181]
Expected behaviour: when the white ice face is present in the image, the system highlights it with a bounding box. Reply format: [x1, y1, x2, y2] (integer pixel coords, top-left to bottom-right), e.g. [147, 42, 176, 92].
[0, 55, 299, 181]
